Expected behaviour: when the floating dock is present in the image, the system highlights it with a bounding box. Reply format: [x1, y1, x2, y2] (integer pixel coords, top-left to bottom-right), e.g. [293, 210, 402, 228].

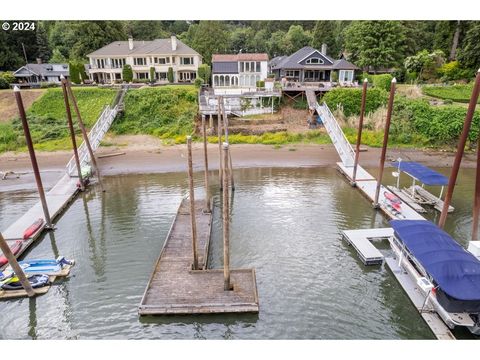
[138, 198, 259, 315]
[341, 228, 392, 265]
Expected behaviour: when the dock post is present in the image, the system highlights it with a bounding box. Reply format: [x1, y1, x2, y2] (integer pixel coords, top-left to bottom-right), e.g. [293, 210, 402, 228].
[13, 86, 53, 229]
[209, 114, 213, 129]
[473, 139, 480, 241]
[65, 80, 105, 192]
[373, 78, 396, 207]
[352, 78, 368, 186]
[439, 69, 480, 228]
[202, 115, 211, 212]
[61, 76, 84, 191]
[217, 96, 223, 189]
[0, 232, 35, 297]
[222, 142, 232, 291]
[221, 97, 235, 191]
[187, 136, 199, 270]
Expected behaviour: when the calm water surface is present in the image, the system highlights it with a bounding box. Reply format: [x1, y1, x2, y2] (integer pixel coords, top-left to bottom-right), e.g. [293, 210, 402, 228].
[0, 166, 477, 339]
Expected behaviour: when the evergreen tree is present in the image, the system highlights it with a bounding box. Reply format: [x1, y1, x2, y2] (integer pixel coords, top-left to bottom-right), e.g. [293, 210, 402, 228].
[49, 48, 67, 63]
[36, 22, 51, 63]
[186, 21, 230, 64]
[457, 23, 480, 70]
[284, 25, 312, 54]
[122, 64, 133, 82]
[198, 64, 211, 84]
[167, 67, 174, 83]
[311, 21, 339, 57]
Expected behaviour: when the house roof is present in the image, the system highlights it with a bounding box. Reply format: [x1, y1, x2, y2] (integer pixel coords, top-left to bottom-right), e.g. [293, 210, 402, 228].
[86, 38, 200, 57]
[212, 61, 238, 74]
[14, 63, 69, 77]
[271, 46, 356, 71]
[212, 53, 269, 62]
[332, 58, 359, 70]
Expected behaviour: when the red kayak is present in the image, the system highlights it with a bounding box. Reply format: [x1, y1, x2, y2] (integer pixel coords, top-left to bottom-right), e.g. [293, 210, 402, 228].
[384, 191, 402, 212]
[23, 218, 44, 240]
[0, 240, 23, 267]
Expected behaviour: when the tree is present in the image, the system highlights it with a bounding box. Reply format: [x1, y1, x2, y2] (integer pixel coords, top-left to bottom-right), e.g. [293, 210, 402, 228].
[167, 67, 174, 83]
[311, 21, 339, 57]
[197, 64, 211, 84]
[404, 49, 445, 81]
[284, 25, 312, 54]
[267, 30, 287, 57]
[150, 67, 155, 83]
[344, 21, 406, 72]
[122, 64, 133, 82]
[36, 22, 51, 63]
[49, 48, 67, 63]
[458, 23, 480, 70]
[69, 61, 80, 84]
[230, 27, 255, 53]
[125, 21, 169, 40]
[184, 21, 230, 64]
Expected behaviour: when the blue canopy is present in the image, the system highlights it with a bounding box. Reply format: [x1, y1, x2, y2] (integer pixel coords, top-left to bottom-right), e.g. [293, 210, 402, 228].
[391, 161, 449, 186]
[390, 220, 480, 301]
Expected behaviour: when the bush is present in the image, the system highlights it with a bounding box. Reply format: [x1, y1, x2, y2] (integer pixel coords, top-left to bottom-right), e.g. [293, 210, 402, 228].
[194, 77, 204, 88]
[372, 74, 393, 91]
[150, 67, 155, 83]
[0, 72, 16, 88]
[122, 64, 133, 82]
[392, 67, 406, 83]
[267, 73, 275, 78]
[197, 64, 211, 84]
[167, 67, 174, 83]
[132, 79, 149, 83]
[256, 80, 265, 88]
[322, 87, 389, 117]
[437, 61, 472, 82]
[40, 82, 58, 88]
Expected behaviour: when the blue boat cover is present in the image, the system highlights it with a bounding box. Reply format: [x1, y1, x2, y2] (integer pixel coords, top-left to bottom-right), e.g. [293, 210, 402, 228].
[390, 220, 480, 301]
[391, 161, 449, 186]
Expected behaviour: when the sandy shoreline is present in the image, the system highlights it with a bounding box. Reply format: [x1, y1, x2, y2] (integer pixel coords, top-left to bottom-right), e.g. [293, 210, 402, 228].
[0, 143, 476, 192]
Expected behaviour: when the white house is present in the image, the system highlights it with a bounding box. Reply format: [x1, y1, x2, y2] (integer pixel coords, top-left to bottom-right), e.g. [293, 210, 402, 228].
[86, 36, 202, 83]
[211, 53, 269, 94]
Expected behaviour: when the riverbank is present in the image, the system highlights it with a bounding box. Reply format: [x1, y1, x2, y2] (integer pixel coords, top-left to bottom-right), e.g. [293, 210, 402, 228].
[0, 140, 476, 193]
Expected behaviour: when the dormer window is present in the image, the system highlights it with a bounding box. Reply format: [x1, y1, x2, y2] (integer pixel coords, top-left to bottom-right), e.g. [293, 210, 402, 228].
[306, 57, 324, 65]
[46, 65, 53, 71]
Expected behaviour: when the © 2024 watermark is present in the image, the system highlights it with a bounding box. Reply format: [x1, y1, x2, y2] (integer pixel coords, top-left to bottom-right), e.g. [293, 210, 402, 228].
[2, 21, 36, 31]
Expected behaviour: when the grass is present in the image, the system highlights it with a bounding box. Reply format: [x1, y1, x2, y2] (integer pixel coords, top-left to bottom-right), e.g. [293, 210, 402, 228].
[422, 84, 479, 104]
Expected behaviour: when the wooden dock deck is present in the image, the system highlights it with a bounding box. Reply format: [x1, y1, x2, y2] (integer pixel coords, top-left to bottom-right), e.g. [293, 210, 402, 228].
[1, 174, 79, 268]
[341, 228, 392, 265]
[138, 198, 259, 315]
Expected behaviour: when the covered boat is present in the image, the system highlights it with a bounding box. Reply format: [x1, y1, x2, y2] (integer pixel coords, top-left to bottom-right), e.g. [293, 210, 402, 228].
[390, 220, 480, 313]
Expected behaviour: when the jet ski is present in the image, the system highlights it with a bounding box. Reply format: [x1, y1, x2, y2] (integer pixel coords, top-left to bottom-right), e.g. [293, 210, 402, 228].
[0, 273, 50, 290]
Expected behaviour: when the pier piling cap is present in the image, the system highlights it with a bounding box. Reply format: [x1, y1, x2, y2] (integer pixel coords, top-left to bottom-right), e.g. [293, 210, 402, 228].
[392, 77, 397, 83]
[186, 135, 192, 140]
[60, 74, 65, 80]
[363, 78, 368, 83]
[222, 142, 229, 149]
[13, 85, 20, 92]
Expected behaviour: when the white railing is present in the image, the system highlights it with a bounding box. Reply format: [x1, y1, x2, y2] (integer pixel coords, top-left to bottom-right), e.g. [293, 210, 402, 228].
[66, 104, 119, 176]
[316, 102, 355, 167]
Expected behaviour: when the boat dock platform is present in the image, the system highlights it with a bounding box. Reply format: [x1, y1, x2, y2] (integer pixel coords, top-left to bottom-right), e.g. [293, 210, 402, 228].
[1, 174, 79, 268]
[138, 198, 259, 315]
[341, 228, 393, 265]
[387, 186, 427, 213]
[406, 185, 454, 213]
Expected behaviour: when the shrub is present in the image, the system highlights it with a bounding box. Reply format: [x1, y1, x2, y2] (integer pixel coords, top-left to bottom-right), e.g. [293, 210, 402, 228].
[392, 67, 406, 83]
[0, 72, 16, 88]
[322, 87, 389, 117]
[437, 61, 472, 82]
[267, 73, 275, 78]
[167, 67, 174, 83]
[40, 82, 58, 88]
[132, 79, 149, 83]
[256, 80, 265, 88]
[150, 67, 155, 83]
[422, 84, 480, 104]
[197, 64, 211, 84]
[194, 77, 204, 88]
[122, 65, 133, 82]
[372, 74, 393, 91]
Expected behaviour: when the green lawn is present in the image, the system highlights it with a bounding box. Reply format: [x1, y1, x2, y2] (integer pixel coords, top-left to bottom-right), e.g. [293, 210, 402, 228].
[422, 84, 479, 104]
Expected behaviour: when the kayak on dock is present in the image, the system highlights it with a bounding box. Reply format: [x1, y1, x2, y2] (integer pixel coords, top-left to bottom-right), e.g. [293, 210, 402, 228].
[0, 240, 23, 267]
[5, 256, 75, 276]
[23, 218, 44, 240]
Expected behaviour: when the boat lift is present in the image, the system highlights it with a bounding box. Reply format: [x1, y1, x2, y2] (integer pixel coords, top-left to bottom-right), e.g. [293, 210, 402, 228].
[390, 159, 454, 213]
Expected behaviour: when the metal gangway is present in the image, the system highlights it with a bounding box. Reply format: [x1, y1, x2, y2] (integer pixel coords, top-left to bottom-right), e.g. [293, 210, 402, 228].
[316, 102, 355, 167]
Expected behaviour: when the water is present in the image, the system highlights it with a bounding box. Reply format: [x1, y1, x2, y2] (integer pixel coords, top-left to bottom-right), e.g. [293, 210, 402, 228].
[0, 166, 477, 339]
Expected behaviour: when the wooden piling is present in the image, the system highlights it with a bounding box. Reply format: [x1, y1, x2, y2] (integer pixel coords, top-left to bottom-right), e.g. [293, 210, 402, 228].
[65, 80, 105, 192]
[221, 97, 235, 191]
[222, 142, 231, 291]
[439, 69, 480, 228]
[61, 77, 84, 191]
[13, 86, 53, 228]
[202, 115, 211, 212]
[217, 96, 223, 189]
[374, 78, 396, 207]
[187, 136, 198, 270]
[0, 232, 35, 297]
[352, 79, 368, 186]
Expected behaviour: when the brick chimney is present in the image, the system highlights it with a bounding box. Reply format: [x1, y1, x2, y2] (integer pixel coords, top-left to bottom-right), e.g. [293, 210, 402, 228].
[321, 43, 327, 56]
[171, 35, 177, 51]
[128, 37, 134, 51]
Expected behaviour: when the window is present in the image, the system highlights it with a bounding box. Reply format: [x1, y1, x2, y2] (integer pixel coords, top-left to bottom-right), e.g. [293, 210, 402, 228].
[240, 62, 244, 72]
[181, 57, 194, 65]
[96, 59, 105, 69]
[137, 72, 149, 79]
[156, 72, 167, 81]
[306, 57, 324, 65]
[245, 62, 250, 72]
[339, 70, 354, 82]
[112, 58, 125, 69]
[285, 70, 300, 78]
[134, 58, 146, 66]
[256, 62, 261, 72]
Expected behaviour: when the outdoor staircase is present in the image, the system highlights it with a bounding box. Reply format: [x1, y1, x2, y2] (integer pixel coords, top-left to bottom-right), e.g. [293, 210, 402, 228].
[66, 87, 127, 176]
[315, 102, 355, 167]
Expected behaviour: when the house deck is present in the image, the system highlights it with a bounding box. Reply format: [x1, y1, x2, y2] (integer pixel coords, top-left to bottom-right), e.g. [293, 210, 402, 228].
[138, 198, 259, 315]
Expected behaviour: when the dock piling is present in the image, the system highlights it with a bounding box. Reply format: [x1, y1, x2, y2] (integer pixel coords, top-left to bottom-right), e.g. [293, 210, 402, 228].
[14, 86, 53, 229]
[373, 78, 396, 207]
[352, 79, 368, 186]
[61, 77, 84, 191]
[439, 69, 480, 228]
[222, 142, 232, 291]
[202, 115, 211, 212]
[217, 96, 223, 189]
[187, 136, 199, 270]
[221, 97, 235, 191]
[0, 232, 35, 297]
[65, 80, 105, 192]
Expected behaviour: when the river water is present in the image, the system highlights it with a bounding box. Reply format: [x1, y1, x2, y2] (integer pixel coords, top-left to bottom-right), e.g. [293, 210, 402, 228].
[0, 166, 477, 339]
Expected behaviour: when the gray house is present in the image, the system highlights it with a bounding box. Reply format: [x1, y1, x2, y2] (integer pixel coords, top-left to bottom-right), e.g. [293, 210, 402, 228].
[13, 63, 69, 84]
[270, 45, 359, 85]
